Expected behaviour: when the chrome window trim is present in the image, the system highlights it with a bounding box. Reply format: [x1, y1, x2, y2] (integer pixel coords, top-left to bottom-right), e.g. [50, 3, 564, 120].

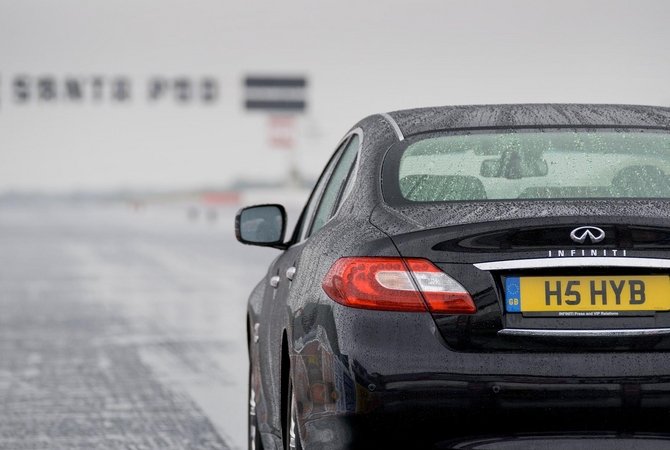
[474, 257, 670, 271]
[498, 328, 670, 338]
[379, 113, 404, 141]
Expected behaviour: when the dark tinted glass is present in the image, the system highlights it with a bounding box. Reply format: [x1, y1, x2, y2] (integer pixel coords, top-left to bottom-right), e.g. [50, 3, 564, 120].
[295, 139, 350, 240]
[309, 134, 360, 235]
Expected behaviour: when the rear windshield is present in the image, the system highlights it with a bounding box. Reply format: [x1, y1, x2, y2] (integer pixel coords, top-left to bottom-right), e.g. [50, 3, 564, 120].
[387, 130, 670, 202]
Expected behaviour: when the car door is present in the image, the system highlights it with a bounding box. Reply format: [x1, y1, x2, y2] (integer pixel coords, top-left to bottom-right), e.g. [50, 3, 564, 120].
[256, 134, 358, 436]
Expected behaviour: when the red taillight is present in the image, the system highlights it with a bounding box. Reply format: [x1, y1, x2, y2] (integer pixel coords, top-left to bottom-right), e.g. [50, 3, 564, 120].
[322, 257, 476, 314]
[322, 257, 426, 312]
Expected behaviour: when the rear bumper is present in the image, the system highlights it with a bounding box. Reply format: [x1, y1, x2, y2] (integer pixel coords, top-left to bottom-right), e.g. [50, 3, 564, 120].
[298, 375, 670, 449]
[291, 306, 670, 449]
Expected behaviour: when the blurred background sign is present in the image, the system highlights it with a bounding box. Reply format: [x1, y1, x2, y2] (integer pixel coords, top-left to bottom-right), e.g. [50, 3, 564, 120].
[267, 115, 297, 150]
[244, 76, 307, 112]
[243, 75, 308, 151]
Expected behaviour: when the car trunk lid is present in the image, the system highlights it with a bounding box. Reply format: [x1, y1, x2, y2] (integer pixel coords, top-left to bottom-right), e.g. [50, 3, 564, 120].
[371, 202, 670, 352]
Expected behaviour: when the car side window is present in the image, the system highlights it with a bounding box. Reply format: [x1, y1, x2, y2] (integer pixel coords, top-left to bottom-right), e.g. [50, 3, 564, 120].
[308, 134, 360, 236]
[294, 137, 351, 241]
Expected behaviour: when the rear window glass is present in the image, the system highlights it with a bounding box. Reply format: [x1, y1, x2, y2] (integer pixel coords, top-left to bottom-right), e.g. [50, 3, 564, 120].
[393, 130, 670, 202]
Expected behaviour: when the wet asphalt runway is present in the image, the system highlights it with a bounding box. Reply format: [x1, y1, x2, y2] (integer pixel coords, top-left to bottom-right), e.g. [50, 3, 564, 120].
[0, 202, 281, 449]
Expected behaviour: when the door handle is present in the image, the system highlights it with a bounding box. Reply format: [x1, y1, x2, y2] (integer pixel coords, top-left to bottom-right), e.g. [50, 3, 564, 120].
[270, 275, 280, 288]
[286, 266, 297, 280]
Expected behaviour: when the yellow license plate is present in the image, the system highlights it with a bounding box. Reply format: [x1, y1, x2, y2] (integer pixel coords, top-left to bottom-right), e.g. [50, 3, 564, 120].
[505, 275, 670, 313]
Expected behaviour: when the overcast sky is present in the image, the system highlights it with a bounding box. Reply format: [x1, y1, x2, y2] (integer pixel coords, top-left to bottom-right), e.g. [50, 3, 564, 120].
[1, 0, 669, 192]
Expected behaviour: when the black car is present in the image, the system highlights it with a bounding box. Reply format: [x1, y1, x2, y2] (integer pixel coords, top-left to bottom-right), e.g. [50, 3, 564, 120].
[236, 104, 670, 450]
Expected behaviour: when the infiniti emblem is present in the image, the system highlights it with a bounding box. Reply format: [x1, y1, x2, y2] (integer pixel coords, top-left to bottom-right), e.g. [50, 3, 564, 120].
[570, 226, 606, 244]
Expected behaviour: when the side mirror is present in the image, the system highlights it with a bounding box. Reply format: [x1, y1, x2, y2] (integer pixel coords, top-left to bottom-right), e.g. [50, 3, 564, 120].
[235, 204, 288, 249]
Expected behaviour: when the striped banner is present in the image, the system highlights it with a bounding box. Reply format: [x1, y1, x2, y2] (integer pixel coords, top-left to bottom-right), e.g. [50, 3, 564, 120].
[244, 76, 307, 112]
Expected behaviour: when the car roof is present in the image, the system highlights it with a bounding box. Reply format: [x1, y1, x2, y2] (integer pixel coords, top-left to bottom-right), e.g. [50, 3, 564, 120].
[384, 104, 670, 137]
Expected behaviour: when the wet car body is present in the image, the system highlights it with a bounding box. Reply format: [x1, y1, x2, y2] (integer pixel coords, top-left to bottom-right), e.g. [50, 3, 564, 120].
[239, 104, 670, 449]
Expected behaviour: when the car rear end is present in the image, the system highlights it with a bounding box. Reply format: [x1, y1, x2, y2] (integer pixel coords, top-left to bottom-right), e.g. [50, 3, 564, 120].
[310, 121, 670, 448]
